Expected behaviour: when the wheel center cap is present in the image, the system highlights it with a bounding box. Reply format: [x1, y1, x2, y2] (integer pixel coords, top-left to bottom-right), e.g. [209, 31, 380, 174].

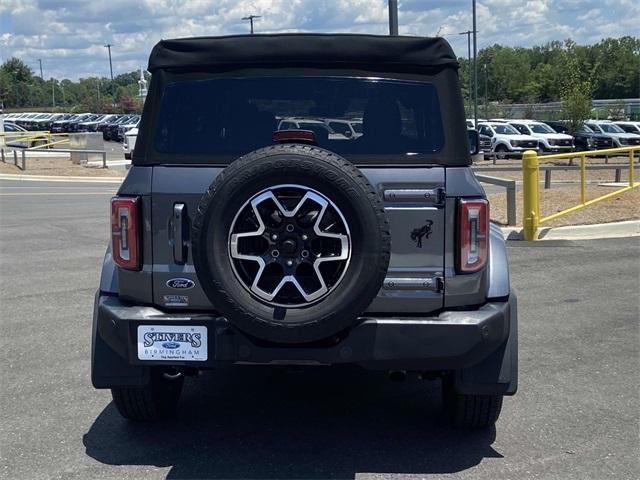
[281, 238, 297, 254]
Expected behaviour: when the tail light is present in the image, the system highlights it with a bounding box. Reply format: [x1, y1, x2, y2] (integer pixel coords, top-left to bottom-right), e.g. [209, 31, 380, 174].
[111, 196, 141, 270]
[273, 130, 316, 144]
[457, 199, 488, 273]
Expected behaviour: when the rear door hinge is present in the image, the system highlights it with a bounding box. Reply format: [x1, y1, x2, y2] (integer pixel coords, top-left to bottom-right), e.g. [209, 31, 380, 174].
[383, 187, 446, 207]
[382, 276, 444, 292]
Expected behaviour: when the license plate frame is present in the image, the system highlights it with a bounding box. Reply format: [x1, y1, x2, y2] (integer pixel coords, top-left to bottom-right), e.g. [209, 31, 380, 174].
[137, 325, 208, 361]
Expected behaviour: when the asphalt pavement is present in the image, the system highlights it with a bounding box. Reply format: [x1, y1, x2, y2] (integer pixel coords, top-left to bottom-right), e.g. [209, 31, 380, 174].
[1, 178, 638, 480]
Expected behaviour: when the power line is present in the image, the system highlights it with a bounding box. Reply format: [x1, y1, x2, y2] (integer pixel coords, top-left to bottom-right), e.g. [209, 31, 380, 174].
[241, 15, 261, 34]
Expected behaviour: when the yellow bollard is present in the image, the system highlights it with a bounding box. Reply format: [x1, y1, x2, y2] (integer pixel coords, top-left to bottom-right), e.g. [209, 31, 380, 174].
[580, 155, 586, 204]
[522, 150, 540, 241]
[629, 150, 636, 187]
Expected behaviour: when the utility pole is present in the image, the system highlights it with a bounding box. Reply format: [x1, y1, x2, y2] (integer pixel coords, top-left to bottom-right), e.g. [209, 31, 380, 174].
[459, 30, 474, 115]
[484, 63, 488, 118]
[52, 79, 55, 108]
[242, 15, 261, 34]
[104, 44, 115, 100]
[37, 59, 43, 80]
[472, 0, 478, 126]
[388, 0, 399, 35]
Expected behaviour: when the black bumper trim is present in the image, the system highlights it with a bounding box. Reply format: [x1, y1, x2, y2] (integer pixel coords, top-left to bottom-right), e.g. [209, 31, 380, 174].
[95, 294, 513, 372]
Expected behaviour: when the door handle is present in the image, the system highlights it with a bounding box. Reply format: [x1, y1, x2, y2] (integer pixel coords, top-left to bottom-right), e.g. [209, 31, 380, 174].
[172, 203, 186, 264]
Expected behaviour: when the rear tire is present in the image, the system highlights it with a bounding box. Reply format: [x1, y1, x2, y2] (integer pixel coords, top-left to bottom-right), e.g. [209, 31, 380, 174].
[111, 369, 184, 421]
[442, 376, 503, 429]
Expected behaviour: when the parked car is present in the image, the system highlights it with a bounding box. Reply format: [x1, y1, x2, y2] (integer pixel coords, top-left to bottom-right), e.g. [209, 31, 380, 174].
[96, 115, 124, 136]
[14, 113, 41, 129]
[115, 116, 140, 142]
[468, 129, 485, 162]
[542, 121, 614, 151]
[51, 113, 92, 133]
[70, 114, 102, 132]
[21, 113, 51, 130]
[508, 120, 573, 152]
[277, 117, 335, 141]
[102, 115, 137, 141]
[32, 113, 70, 131]
[122, 126, 138, 159]
[92, 34, 517, 429]
[613, 121, 640, 135]
[323, 118, 363, 139]
[479, 132, 492, 154]
[585, 120, 640, 147]
[477, 121, 539, 158]
[78, 114, 117, 132]
[2, 121, 48, 147]
[466, 118, 487, 129]
[541, 120, 568, 134]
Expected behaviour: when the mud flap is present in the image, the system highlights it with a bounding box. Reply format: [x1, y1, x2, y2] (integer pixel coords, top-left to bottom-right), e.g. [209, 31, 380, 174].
[91, 292, 150, 389]
[454, 291, 518, 396]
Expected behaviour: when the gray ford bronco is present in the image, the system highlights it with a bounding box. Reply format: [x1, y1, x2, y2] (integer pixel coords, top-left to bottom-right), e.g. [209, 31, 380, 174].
[92, 34, 517, 429]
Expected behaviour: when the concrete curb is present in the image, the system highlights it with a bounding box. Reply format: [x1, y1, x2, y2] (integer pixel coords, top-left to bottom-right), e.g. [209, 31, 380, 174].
[501, 220, 640, 241]
[0, 173, 124, 184]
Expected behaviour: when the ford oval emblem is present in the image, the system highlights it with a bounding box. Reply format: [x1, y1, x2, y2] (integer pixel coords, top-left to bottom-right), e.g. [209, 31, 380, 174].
[166, 278, 195, 290]
[162, 341, 181, 349]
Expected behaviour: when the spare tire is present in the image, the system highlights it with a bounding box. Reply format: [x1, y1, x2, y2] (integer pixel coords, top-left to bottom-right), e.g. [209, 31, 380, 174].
[192, 144, 390, 344]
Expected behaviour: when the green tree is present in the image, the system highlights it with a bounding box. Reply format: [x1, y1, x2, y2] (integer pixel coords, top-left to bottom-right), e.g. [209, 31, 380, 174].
[0, 57, 35, 107]
[561, 46, 593, 135]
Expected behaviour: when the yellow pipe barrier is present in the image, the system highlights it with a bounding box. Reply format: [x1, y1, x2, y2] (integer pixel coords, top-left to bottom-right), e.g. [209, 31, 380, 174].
[30, 138, 70, 149]
[522, 150, 540, 241]
[522, 146, 640, 240]
[539, 185, 636, 224]
[0, 131, 69, 148]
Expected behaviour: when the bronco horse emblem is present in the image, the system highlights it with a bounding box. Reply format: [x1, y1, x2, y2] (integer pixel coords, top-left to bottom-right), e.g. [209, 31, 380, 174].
[410, 220, 434, 248]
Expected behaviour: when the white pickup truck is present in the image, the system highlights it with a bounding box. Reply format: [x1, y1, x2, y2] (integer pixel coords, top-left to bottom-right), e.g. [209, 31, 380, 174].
[477, 121, 540, 159]
[122, 127, 138, 160]
[508, 120, 574, 152]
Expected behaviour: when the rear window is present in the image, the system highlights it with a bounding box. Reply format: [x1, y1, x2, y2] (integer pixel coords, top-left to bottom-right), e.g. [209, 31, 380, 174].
[153, 76, 444, 157]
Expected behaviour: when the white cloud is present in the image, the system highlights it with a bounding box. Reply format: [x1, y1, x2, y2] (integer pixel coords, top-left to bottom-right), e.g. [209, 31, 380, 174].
[0, 0, 637, 80]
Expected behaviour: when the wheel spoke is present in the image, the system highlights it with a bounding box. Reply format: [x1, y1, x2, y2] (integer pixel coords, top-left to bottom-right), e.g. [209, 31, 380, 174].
[228, 185, 351, 307]
[309, 200, 350, 291]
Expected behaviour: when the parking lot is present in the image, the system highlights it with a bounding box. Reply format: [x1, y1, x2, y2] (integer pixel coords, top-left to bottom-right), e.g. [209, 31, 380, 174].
[0, 178, 638, 479]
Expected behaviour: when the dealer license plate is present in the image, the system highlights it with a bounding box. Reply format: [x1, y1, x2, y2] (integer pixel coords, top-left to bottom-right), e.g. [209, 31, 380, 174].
[137, 325, 207, 361]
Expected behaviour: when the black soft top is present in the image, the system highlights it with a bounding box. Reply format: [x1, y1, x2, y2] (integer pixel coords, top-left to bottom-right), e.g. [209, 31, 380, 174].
[148, 34, 458, 74]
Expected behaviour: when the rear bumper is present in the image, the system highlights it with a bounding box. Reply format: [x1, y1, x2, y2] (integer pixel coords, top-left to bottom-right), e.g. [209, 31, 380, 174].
[92, 293, 517, 394]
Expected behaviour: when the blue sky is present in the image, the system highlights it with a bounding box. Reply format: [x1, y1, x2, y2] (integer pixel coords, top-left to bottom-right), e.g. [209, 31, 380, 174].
[0, 0, 638, 80]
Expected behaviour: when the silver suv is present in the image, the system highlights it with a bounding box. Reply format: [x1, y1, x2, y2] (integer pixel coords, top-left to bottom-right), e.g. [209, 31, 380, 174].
[92, 34, 517, 429]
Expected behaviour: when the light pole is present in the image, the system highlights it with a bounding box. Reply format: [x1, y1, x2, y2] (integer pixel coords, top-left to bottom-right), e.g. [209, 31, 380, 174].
[484, 63, 488, 118]
[388, 0, 399, 35]
[37, 59, 43, 80]
[459, 30, 474, 115]
[472, 0, 478, 126]
[104, 44, 115, 101]
[242, 15, 261, 34]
